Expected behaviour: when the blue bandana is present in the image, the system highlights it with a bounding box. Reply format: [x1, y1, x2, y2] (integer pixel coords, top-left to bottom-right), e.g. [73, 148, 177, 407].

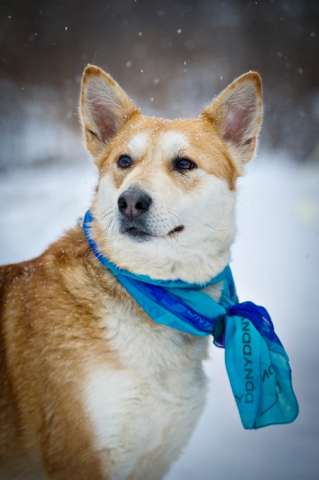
[83, 210, 299, 430]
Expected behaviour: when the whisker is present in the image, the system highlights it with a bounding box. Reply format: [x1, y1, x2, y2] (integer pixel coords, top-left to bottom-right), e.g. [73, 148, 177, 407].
[100, 208, 114, 220]
[203, 223, 228, 233]
[164, 208, 181, 224]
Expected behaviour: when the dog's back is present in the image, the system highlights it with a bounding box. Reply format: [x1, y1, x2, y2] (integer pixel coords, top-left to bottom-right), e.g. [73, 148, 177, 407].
[0, 262, 30, 470]
[0, 238, 106, 478]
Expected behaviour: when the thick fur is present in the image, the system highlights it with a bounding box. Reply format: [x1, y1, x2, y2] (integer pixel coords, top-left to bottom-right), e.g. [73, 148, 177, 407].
[0, 65, 263, 479]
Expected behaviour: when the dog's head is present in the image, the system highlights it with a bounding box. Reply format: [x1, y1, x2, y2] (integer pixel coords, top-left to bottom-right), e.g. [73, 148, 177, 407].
[80, 65, 263, 282]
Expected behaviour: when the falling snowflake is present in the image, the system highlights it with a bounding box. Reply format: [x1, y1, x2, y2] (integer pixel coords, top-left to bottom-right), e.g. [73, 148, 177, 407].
[126, 60, 132, 68]
[177, 28, 182, 34]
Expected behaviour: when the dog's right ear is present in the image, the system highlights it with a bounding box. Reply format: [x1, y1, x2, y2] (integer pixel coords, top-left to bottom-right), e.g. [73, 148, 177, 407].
[80, 65, 138, 160]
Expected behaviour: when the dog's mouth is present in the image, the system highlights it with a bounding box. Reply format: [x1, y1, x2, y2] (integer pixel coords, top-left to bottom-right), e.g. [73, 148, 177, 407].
[121, 223, 184, 240]
[125, 226, 152, 239]
[168, 225, 184, 236]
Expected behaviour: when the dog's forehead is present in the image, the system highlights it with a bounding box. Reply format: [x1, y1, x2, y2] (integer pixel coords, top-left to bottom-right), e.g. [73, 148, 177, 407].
[126, 127, 190, 160]
[120, 116, 238, 189]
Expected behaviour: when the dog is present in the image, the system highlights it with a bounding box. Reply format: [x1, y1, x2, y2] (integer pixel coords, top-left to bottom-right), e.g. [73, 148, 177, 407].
[0, 64, 263, 479]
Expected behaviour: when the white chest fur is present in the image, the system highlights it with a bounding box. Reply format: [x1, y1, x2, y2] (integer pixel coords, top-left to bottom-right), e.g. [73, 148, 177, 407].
[84, 298, 212, 479]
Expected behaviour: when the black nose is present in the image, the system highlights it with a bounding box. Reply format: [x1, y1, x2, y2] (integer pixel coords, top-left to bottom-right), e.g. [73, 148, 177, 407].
[118, 188, 152, 219]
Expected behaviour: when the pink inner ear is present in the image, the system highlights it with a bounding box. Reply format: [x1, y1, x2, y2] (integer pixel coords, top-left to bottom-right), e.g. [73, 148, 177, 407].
[223, 106, 254, 144]
[91, 102, 116, 142]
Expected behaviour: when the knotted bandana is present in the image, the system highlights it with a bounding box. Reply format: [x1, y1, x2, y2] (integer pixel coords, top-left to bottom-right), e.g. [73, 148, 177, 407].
[83, 210, 299, 429]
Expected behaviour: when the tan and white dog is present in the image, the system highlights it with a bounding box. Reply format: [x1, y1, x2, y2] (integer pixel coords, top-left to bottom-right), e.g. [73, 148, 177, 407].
[0, 65, 263, 479]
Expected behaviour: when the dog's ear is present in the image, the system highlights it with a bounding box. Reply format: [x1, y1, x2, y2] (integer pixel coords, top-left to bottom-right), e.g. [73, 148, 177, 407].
[80, 64, 138, 159]
[202, 72, 263, 166]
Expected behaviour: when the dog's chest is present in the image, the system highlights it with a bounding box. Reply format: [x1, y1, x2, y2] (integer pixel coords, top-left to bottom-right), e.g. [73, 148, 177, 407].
[84, 302, 209, 478]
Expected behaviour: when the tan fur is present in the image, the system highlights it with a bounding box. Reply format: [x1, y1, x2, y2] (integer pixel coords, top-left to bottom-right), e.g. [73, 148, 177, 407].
[0, 64, 263, 479]
[0, 230, 121, 478]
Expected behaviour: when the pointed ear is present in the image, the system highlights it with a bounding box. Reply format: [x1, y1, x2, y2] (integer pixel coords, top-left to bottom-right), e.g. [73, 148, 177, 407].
[202, 72, 263, 166]
[80, 64, 138, 159]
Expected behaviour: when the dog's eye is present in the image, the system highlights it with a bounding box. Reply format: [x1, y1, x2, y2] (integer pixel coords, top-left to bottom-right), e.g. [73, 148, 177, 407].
[173, 157, 198, 172]
[117, 154, 133, 169]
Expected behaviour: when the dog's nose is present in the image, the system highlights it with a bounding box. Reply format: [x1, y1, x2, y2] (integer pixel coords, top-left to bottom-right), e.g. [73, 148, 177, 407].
[118, 188, 152, 219]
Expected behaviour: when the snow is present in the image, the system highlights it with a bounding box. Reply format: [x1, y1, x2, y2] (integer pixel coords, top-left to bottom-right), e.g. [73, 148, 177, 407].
[0, 154, 318, 479]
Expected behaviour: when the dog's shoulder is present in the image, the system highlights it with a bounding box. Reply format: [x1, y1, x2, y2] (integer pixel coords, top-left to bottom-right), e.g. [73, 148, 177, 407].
[0, 224, 132, 353]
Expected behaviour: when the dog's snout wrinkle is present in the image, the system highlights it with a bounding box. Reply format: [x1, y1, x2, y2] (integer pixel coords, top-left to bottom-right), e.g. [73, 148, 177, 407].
[118, 187, 152, 220]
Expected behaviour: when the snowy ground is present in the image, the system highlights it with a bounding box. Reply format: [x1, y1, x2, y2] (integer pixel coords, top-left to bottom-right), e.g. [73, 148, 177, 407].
[0, 154, 319, 479]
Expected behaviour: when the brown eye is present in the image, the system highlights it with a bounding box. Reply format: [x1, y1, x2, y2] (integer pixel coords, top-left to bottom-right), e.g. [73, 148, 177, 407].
[117, 154, 133, 169]
[173, 157, 198, 172]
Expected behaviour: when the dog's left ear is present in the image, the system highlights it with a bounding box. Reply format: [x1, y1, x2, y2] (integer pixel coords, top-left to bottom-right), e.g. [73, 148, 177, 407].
[202, 71, 263, 165]
[80, 64, 139, 160]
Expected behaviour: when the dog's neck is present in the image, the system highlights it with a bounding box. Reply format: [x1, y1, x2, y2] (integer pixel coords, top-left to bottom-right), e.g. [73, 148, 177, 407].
[87, 211, 233, 283]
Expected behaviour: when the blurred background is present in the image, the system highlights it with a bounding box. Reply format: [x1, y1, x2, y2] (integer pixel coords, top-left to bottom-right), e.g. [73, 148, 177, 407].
[1, 0, 319, 168]
[0, 1, 318, 479]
